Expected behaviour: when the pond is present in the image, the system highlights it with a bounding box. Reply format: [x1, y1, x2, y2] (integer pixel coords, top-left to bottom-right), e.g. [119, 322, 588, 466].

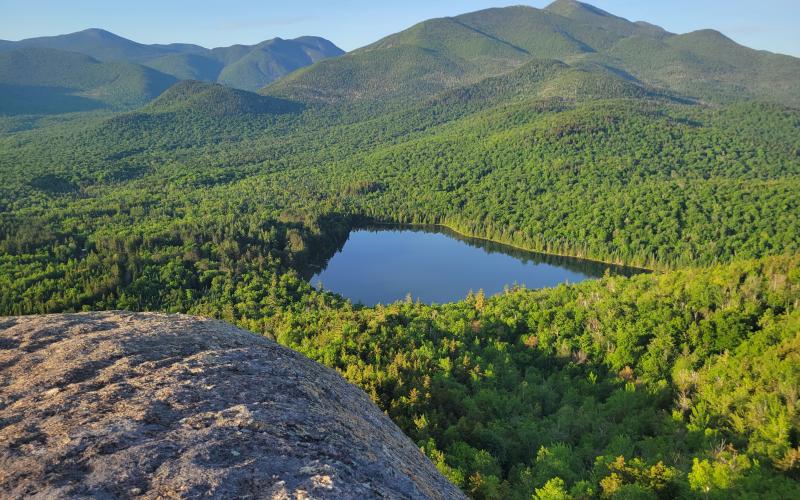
[310, 226, 643, 305]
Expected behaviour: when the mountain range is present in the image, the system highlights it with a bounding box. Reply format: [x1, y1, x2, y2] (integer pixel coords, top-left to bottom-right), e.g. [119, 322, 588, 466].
[266, 0, 800, 107]
[0, 28, 343, 114]
[2, 2, 800, 497]
[3, 0, 800, 117]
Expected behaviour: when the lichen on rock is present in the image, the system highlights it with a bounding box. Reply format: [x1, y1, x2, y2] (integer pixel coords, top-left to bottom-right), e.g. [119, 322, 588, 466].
[0, 312, 464, 499]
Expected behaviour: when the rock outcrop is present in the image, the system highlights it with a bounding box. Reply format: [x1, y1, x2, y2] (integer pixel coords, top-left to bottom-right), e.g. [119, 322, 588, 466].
[0, 312, 464, 499]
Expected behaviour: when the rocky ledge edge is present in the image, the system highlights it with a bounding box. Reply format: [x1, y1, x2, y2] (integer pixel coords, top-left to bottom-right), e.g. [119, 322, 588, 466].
[0, 312, 464, 499]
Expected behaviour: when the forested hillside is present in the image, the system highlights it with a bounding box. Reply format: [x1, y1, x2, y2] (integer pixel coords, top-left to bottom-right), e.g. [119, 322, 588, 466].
[0, 29, 343, 114]
[267, 0, 800, 106]
[2, 1, 799, 498]
[280, 255, 800, 498]
[0, 47, 177, 113]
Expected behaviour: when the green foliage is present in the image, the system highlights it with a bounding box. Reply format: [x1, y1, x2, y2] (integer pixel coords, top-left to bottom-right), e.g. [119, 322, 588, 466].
[216, 37, 344, 91]
[2, 29, 344, 96]
[143, 53, 224, 82]
[2, 4, 800, 498]
[535, 477, 571, 499]
[269, 255, 800, 498]
[0, 48, 177, 114]
[143, 80, 302, 117]
[267, 3, 800, 107]
[3, 91, 797, 269]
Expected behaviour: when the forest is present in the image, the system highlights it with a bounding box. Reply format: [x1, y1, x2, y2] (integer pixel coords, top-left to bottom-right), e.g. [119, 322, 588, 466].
[2, 2, 800, 498]
[1, 88, 799, 498]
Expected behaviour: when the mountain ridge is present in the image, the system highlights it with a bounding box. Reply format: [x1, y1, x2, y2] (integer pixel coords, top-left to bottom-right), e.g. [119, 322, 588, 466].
[265, 2, 800, 107]
[143, 80, 302, 116]
[0, 29, 344, 92]
[0, 47, 177, 114]
[1, 3, 799, 498]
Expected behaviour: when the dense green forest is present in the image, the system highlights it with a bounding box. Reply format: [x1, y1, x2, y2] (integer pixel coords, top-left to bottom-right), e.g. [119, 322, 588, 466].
[2, 88, 799, 497]
[2, 1, 800, 498]
[280, 255, 800, 498]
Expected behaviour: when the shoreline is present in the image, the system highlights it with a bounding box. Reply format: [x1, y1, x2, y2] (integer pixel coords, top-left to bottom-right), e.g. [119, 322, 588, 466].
[362, 220, 655, 273]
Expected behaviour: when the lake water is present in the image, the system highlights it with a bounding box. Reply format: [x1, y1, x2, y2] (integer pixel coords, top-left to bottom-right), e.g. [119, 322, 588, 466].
[310, 226, 642, 305]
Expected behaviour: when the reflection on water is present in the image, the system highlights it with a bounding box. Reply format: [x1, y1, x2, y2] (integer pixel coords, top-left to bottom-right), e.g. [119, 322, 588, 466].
[310, 225, 647, 305]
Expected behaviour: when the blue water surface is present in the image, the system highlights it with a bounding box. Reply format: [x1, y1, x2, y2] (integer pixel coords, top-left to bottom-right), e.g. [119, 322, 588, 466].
[311, 227, 638, 305]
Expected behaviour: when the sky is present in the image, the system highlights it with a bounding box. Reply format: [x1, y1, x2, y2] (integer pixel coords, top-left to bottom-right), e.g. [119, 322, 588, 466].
[1, 0, 798, 56]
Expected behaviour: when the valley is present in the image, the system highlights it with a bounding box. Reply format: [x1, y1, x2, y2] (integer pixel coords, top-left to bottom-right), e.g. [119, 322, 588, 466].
[1, 1, 799, 498]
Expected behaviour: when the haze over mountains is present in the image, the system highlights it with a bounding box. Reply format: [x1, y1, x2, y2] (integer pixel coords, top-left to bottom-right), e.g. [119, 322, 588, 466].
[0, 28, 343, 114]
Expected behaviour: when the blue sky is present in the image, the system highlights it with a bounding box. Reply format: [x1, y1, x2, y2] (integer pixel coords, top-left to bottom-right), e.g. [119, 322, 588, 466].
[1, 1, 798, 56]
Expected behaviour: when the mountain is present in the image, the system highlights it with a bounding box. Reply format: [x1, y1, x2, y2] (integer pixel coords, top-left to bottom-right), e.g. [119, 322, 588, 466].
[603, 28, 800, 104]
[1, 29, 344, 93]
[544, 0, 669, 39]
[0, 312, 464, 499]
[431, 58, 657, 109]
[143, 80, 301, 116]
[2, 4, 800, 497]
[3, 28, 165, 62]
[266, 0, 800, 107]
[216, 37, 345, 91]
[0, 47, 176, 114]
[140, 52, 224, 82]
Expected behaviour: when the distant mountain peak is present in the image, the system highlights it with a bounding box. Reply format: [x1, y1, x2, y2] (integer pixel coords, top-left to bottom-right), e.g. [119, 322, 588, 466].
[57, 28, 141, 45]
[684, 28, 735, 42]
[545, 0, 613, 17]
[0, 29, 344, 96]
[266, 1, 800, 108]
[79, 28, 116, 36]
